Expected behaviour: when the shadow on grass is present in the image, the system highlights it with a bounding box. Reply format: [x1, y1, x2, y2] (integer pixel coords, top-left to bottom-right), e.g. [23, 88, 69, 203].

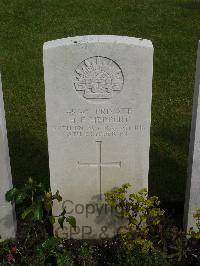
[149, 145, 185, 227]
[8, 129, 50, 188]
[176, 1, 200, 9]
[149, 123, 190, 227]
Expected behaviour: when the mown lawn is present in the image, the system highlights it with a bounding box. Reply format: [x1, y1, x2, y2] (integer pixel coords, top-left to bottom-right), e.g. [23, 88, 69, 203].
[0, 0, 200, 220]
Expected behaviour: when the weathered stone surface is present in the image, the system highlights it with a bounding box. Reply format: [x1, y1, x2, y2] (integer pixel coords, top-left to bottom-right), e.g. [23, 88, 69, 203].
[43, 35, 153, 239]
[184, 41, 200, 230]
[0, 73, 16, 240]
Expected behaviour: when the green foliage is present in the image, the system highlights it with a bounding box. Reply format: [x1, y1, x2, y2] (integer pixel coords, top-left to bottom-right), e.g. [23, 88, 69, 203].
[0, 240, 15, 265]
[56, 253, 73, 266]
[77, 242, 93, 265]
[193, 208, 200, 229]
[105, 183, 164, 253]
[6, 177, 76, 229]
[105, 183, 200, 264]
[33, 237, 73, 265]
[2, 178, 76, 265]
[2, 181, 200, 265]
[120, 251, 169, 266]
[188, 208, 200, 239]
[160, 225, 194, 263]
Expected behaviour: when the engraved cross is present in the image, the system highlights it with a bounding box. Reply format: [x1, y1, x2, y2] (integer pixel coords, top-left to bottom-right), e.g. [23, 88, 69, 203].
[77, 141, 121, 200]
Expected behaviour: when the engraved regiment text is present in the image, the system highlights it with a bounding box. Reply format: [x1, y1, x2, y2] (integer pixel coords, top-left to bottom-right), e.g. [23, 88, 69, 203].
[52, 107, 146, 138]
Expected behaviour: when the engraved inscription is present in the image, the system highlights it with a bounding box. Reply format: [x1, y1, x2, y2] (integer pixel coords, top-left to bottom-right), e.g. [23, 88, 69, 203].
[51, 107, 147, 138]
[74, 56, 124, 101]
[78, 141, 121, 200]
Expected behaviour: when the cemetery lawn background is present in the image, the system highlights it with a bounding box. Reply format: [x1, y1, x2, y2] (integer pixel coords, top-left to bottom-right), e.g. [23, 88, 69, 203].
[0, 0, 200, 224]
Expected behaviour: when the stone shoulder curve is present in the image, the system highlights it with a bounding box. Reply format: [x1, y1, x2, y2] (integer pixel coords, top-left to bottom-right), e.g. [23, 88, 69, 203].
[43, 35, 153, 50]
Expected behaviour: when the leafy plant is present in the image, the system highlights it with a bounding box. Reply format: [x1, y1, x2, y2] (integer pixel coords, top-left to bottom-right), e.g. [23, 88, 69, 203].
[34, 237, 73, 265]
[104, 183, 165, 253]
[6, 177, 76, 229]
[2, 180, 200, 265]
[77, 242, 94, 266]
[121, 250, 169, 266]
[188, 208, 200, 239]
[3, 177, 76, 265]
[0, 240, 18, 265]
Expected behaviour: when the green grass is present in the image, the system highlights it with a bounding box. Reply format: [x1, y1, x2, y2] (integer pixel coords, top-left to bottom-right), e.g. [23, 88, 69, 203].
[0, 0, 200, 215]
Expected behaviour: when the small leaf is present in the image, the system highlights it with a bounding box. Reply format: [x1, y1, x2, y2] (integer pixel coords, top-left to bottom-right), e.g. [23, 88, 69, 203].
[5, 188, 18, 202]
[28, 177, 33, 184]
[49, 216, 55, 225]
[56, 253, 73, 266]
[21, 206, 34, 219]
[15, 191, 28, 204]
[33, 203, 44, 221]
[66, 216, 76, 229]
[41, 237, 58, 251]
[55, 190, 62, 202]
[37, 183, 45, 191]
[45, 192, 52, 199]
[60, 208, 66, 216]
[44, 200, 53, 212]
[58, 216, 65, 229]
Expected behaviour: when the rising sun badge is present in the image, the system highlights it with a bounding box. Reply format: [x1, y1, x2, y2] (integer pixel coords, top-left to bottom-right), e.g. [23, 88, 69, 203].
[74, 56, 124, 102]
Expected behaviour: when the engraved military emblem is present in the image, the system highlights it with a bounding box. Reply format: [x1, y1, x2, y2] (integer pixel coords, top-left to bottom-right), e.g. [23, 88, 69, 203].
[74, 56, 124, 101]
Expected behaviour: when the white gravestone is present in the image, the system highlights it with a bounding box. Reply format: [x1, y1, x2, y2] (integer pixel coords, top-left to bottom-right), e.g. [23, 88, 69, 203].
[0, 73, 16, 240]
[184, 41, 200, 230]
[43, 35, 153, 239]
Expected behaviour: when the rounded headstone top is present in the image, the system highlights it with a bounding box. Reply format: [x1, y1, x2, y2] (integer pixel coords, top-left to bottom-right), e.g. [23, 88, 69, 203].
[43, 35, 153, 50]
